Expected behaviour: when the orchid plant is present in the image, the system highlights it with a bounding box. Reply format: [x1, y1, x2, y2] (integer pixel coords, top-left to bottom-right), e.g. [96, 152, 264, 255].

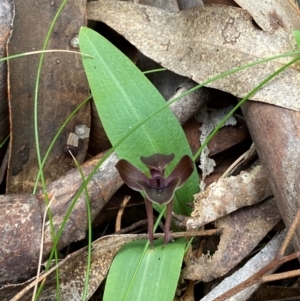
[116, 153, 194, 245]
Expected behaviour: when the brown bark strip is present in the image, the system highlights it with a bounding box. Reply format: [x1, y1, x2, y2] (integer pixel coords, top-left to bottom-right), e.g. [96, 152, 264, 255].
[242, 101, 300, 252]
[7, 0, 90, 193]
[0, 0, 14, 144]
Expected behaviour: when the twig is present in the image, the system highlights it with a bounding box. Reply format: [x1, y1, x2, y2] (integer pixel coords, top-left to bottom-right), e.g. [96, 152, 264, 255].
[115, 195, 131, 232]
[221, 143, 256, 178]
[115, 229, 222, 240]
[279, 209, 300, 256]
[262, 263, 300, 283]
[115, 219, 148, 234]
[221, 150, 248, 178]
[152, 229, 222, 239]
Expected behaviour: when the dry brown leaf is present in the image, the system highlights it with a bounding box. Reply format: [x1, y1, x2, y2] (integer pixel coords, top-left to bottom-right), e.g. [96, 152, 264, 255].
[186, 163, 272, 230]
[183, 198, 281, 281]
[2, 235, 139, 301]
[234, 0, 300, 32]
[200, 229, 290, 301]
[135, 0, 180, 12]
[0, 0, 13, 144]
[7, 0, 90, 193]
[87, 1, 300, 111]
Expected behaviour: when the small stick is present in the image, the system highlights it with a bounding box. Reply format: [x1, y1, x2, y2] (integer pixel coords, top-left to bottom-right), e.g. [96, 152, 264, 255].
[115, 195, 131, 232]
[140, 229, 222, 239]
[221, 151, 248, 178]
[262, 258, 300, 283]
[115, 219, 148, 234]
[279, 209, 300, 256]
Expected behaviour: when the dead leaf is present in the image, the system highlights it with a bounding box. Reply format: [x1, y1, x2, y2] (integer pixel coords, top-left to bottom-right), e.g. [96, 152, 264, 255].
[7, 0, 90, 193]
[234, 0, 300, 32]
[7, 234, 157, 301]
[241, 100, 300, 252]
[200, 229, 291, 301]
[183, 197, 281, 281]
[7, 234, 152, 301]
[87, 1, 300, 111]
[186, 163, 272, 230]
[135, 0, 180, 12]
[236, 0, 300, 260]
[0, 0, 13, 144]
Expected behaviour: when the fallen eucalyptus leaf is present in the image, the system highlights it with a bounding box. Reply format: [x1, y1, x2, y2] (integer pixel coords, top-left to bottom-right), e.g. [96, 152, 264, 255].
[200, 229, 291, 301]
[186, 163, 272, 230]
[234, 0, 300, 32]
[136, 0, 180, 12]
[6, 235, 140, 301]
[183, 198, 281, 281]
[87, 1, 300, 111]
[8, 0, 90, 193]
[0, 0, 14, 145]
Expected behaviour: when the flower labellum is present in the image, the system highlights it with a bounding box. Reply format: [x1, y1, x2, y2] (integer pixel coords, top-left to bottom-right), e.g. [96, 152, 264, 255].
[115, 153, 194, 245]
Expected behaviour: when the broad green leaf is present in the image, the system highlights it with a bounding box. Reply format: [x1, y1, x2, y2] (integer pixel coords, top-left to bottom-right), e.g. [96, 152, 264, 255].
[103, 239, 186, 301]
[79, 27, 198, 215]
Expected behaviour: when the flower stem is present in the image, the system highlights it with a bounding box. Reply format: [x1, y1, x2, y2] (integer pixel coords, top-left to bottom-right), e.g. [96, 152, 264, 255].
[164, 200, 173, 244]
[145, 198, 154, 246]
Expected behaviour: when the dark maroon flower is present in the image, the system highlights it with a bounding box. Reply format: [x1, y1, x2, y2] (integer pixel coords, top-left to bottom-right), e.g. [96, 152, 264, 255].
[115, 153, 194, 245]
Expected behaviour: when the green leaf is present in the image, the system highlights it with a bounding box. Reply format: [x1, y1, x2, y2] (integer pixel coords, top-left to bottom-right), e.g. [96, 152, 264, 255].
[103, 239, 186, 301]
[79, 27, 198, 215]
[293, 30, 300, 49]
